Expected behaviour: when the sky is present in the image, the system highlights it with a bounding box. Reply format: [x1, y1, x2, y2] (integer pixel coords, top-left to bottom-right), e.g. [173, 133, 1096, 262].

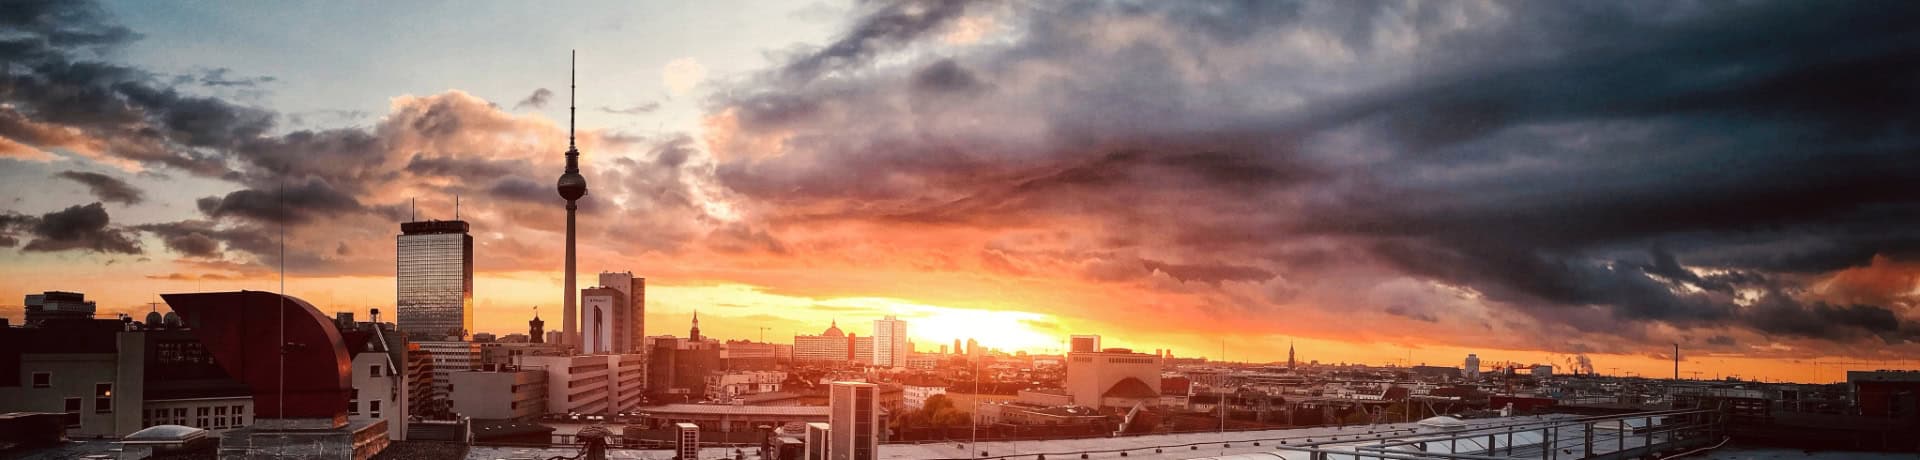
[3, 0, 1919, 384]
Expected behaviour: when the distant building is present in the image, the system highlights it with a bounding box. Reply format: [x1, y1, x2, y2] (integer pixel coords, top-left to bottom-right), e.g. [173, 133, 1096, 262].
[580, 287, 626, 354]
[21, 291, 95, 324]
[795, 322, 851, 364]
[471, 332, 496, 343]
[1464, 354, 1481, 380]
[1849, 370, 1920, 418]
[872, 316, 908, 368]
[1065, 348, 1162, 410]
[706, 370, 786, 401]
[902, 385, 947, 410]
[829, 382, 879, 460]
[529, 308, 545, 343]
[649, 336, 720, 401]
[1069, 335, 1101, 353]
[415, 341, 482, 402]
[447, 368, 546, 420]
[521, 354, 644, 415]
[1531, 365, 1553, 378]
[396, 220, 474, 341]
[850, 334, 874, 364]
[545, 330, 562, 345]
[597, 271, 646, 353]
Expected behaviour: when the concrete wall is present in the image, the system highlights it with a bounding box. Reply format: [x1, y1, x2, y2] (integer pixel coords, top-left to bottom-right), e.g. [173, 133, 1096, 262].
[448, 370, 546, 420]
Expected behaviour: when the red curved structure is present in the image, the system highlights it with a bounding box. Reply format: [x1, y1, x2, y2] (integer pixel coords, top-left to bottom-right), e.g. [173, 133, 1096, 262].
[162, 291, 351, 425]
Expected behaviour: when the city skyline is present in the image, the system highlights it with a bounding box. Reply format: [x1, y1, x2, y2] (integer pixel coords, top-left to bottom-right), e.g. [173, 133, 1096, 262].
[4, 0, 1920, 386]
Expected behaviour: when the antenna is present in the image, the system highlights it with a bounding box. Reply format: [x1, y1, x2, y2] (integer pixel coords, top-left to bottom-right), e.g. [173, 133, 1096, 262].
[569, 49, 577, 149]
[455, 195, 460, 220]
[410, 198, 416, 222]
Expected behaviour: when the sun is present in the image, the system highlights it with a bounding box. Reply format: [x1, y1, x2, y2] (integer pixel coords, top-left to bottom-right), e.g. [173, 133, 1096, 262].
[816, 297, 1066, 354]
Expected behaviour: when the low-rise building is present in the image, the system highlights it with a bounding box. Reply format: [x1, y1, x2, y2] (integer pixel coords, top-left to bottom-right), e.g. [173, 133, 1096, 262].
[1065, 348, 1162, 410]
[447, 368, 546, 420]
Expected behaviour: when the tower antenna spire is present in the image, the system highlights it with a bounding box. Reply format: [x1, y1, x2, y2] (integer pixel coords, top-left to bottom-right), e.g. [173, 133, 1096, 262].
[569, 49, 576, 149]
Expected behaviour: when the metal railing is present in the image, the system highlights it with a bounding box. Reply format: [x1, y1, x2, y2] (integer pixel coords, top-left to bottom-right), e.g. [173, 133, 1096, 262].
[1276, 408, 1726, 460]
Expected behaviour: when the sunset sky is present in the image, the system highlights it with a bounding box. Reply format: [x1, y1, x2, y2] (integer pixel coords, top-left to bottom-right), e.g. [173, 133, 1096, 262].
[3, 0, 1918, 384]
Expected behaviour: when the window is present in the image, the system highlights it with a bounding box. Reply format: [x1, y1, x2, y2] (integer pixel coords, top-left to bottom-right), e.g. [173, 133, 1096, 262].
[173, 408, 187, 425]
[370, 364, 382, 376]
[62, 398, 81, 427]
[348, 400, 359, 415]
[369, 400, 381, 418]
[94, 383, 113, 413]
[231, 405, 246, 426]
[214, 406, 228, 429]
[197, 407, 210, 427]
[31, 372, 50, 388]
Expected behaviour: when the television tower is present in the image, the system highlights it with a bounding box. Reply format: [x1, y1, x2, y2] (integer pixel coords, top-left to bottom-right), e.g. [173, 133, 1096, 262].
[556, 50, 588, 349]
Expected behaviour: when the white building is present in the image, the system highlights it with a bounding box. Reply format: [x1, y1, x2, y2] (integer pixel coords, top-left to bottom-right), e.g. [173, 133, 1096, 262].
[901, 385, 947, 410]
[794, 322, 850, 363]
[343, 318, 411, 440]
[1065, 349, 1162, 409]
[706, 370, 787, 401]
[871, 316, 908, 368]
[1531, 364, 1553, 378]
[579, 287, 625, 355]
[518, 354, 645, 416]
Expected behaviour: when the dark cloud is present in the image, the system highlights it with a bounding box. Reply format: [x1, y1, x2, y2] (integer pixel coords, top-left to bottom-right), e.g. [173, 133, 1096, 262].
[54, 170, 144, 204]
[514, 88, 553, 110]
[134, 220, 227, 258]
[779, 0, 978, 83]
[195, 177, 363, 224]
[1705, 335, 1736, 347]
[710, 0, 1920, 352]
[1140, 259, 1274, 285]
[1383, 305, 1439, 323]
[18, 202, 141, 254]
[189, 67, 277, 87]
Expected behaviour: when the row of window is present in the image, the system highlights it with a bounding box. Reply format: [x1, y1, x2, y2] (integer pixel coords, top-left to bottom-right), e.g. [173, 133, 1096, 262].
[142, 405, 247, 430]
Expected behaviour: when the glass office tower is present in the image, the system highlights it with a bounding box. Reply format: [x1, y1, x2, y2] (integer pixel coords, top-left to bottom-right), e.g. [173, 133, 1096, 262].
[396, 220, 473, 340]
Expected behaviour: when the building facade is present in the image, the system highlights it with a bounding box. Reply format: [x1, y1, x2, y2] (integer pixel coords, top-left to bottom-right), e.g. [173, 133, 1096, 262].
[871, 316, 908, 368]
[447, 368, 547, 420]
[396, 220, 474, 341]
[828, 382, 879, 460]
[597, 272, 646, 353]
[580, 287, 625, 355]
[414, 341, 481, 403]
[794, 322, 850, 364]
[1065, 349, 1162, 410]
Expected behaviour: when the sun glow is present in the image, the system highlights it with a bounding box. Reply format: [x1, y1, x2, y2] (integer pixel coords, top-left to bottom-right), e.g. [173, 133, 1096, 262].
[815, 297, 1066, 354]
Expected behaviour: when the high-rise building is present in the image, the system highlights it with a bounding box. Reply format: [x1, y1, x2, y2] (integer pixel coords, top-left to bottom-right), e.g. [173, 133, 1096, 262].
[580, 287, 626, 354]
[556, 52, 589, 350]
[966, 338, 980, 360]
[1464, 354, 1481, 380]
[396, 220, 473, 341]
[872, 316, 908, 368]
[1069, 334, 1101, 353]
[828, 382, 878, 460]
[953, 339, 962, 355]
[598, 271, 645, 353]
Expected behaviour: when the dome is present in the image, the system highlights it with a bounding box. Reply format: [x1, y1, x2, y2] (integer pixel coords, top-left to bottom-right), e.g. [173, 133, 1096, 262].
[822, 320, 844, 337]
[144, 312, 164, 327]
[124, 425, 208, 442]
[162, 312, 183, 327]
